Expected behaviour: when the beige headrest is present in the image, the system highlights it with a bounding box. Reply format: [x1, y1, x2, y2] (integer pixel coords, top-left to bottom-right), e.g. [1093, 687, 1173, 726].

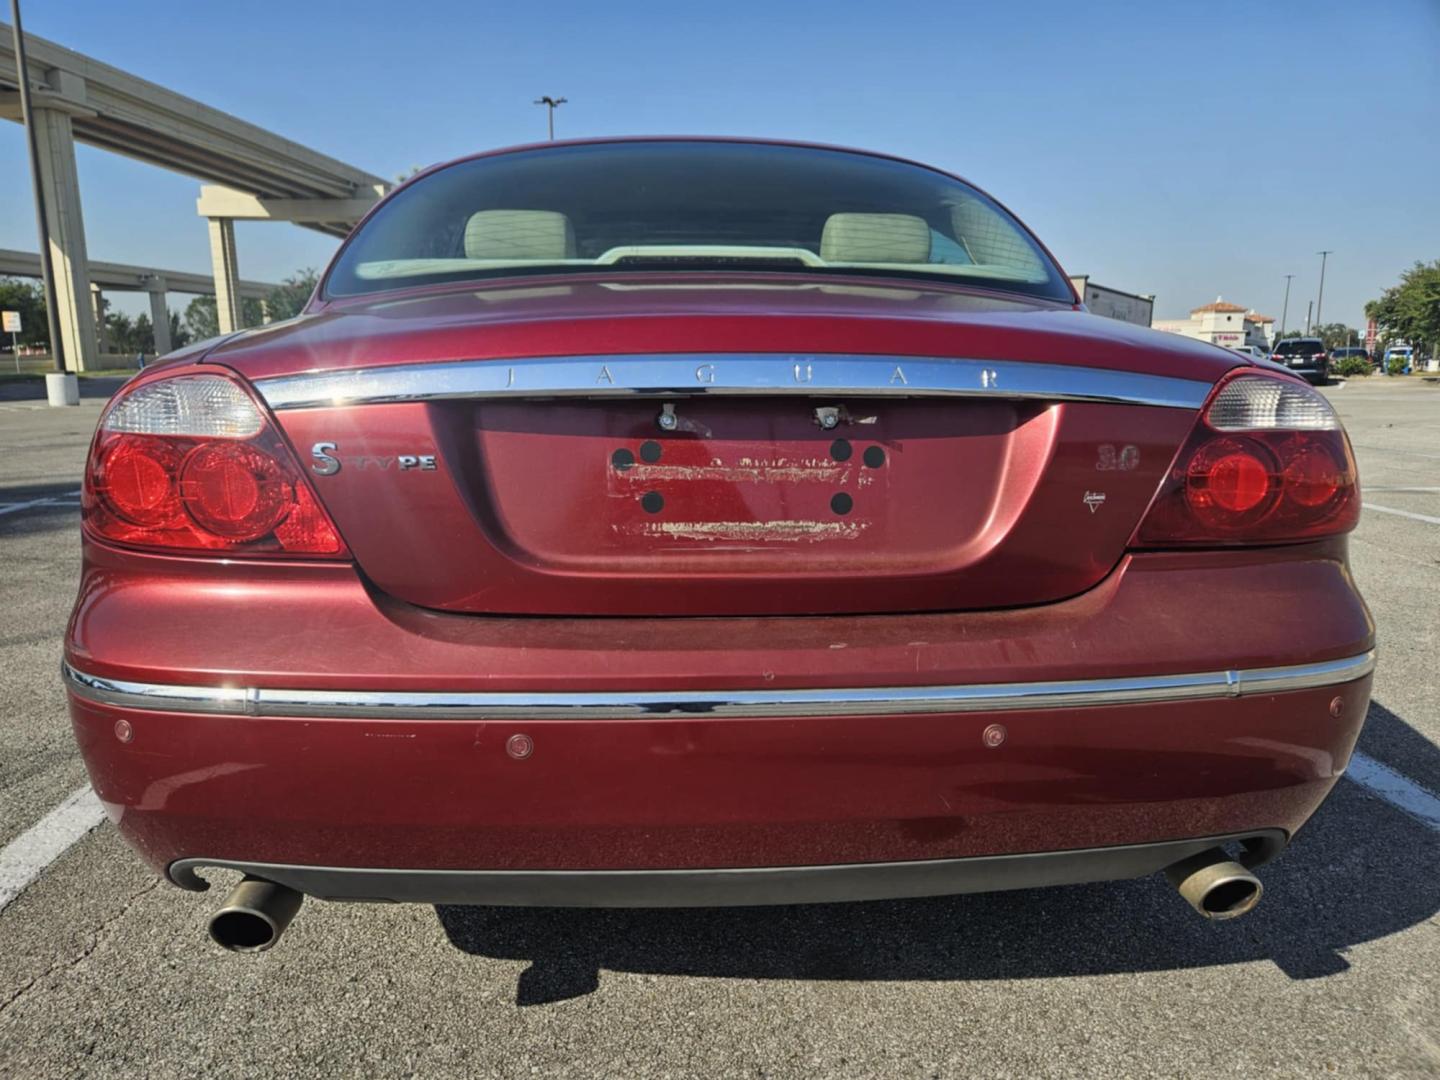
[464, 210, 576, 260]
[820, 213, 931, 263]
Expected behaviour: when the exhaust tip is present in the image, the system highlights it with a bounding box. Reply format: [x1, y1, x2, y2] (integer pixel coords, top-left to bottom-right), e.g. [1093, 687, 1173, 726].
[1197, 874, 1262, 919]
[208, 876, 302, 952]
[209, 909, 282, 952]
[1165, 848, 1263, 921]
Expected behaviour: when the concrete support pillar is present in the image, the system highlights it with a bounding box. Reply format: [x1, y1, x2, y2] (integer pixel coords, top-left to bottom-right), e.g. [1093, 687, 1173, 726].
[31, 101, 97, 372]
[260, 298, 273, 325]
[207, 217, 242, 334]
[91, 284, 109, 355]
[146, 282, 172, 356]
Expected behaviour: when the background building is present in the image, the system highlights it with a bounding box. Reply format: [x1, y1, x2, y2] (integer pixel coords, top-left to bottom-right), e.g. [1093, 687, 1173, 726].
[1069, 275, 1154, 326]
[1153, 298, 1276, 349]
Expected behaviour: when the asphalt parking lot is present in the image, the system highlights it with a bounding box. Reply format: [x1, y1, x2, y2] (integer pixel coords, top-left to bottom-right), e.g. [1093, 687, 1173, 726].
[1, 374, 1437, 1078]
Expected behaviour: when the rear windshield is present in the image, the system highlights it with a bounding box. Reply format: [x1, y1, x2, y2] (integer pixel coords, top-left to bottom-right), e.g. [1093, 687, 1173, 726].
[1274, 340, 1323, 355]
[324, 142, 1071, 301]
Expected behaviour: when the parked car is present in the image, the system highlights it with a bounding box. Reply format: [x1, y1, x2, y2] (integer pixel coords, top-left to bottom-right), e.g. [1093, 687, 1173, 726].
[63, 138, 1373, 951]
[1229, 344, 1272, 363]
[1270, 337, 1331, 384]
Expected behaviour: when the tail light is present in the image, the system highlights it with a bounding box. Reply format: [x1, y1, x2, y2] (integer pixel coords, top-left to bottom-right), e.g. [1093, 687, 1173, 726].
[1134, 372, 1358, 546]
[83, 372, 347, 557]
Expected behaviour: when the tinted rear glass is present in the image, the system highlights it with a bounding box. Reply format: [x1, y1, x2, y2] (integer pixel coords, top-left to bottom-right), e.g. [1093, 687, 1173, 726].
[1274, 340, 1323, 355]
[325, 142, 1071, 301]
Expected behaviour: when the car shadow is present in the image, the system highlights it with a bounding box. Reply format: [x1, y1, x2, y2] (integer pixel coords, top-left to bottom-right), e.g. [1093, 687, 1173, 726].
[435, 699, 1440, 1006]
[0, 482, 84, 543]
[0, 481, 85, 504]
[0, 375, 129, 402]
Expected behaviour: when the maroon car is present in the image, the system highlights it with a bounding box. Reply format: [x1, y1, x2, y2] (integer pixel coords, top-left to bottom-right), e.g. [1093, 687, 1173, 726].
[63, 139, 1373, 952]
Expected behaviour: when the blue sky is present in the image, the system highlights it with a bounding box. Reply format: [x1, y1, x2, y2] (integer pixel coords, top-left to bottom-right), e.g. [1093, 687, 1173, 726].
[3, 0, 1437, 327]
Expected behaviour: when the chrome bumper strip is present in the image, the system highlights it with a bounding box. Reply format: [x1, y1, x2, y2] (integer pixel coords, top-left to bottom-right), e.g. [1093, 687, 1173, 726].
[63, 651, 1375, 721]
[252, 353, 1212, 411]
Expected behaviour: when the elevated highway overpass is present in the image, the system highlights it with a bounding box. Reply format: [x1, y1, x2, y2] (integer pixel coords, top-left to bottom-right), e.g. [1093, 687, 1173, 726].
[1, 20, 387, 369]
[0, 248, 277, 355]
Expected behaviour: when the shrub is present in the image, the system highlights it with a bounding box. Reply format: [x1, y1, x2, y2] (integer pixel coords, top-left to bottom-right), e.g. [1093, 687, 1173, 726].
[1388, 356, 1409, 376]
[1335, 356, 1372, 377]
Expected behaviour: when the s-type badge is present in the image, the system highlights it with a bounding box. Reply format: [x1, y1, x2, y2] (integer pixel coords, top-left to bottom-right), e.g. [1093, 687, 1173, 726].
[310, 442, 438, 475]
[311, 441, 340, 475]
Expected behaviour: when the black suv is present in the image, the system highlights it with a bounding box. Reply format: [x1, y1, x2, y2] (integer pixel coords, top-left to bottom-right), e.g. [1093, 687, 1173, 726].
[1270, 338, 1330, 384]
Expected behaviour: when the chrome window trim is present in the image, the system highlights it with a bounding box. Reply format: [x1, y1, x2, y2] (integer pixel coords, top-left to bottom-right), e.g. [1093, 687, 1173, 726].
[252, 354, 1212, 412]
[63, 651, 1375, 721]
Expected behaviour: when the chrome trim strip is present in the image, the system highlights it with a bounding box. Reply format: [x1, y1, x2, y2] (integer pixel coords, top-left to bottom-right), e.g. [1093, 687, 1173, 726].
[253, 353, 1211, 411]
[63, 651, 1375, 721]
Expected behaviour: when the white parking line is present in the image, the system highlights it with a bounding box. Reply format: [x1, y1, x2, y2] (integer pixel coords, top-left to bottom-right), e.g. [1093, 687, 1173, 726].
[0, 786, 106, 914]
[0, 489, 83, 516]
[1347, 752, 1440, 830]
[1363, 503, 1440, 527]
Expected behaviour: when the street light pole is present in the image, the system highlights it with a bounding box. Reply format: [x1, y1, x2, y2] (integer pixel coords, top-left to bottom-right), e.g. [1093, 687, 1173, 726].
[1315, 250, 1332, 331]
[533, 95, 567, 140]
[1280, 274, 1294, 336]
[9, 0, 65, 374]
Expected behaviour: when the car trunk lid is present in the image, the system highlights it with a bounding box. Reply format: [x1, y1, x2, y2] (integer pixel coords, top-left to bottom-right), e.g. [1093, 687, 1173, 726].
[212, 278, 1232, 617]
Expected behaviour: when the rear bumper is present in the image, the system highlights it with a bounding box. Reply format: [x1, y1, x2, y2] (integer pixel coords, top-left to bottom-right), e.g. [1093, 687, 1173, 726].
[169, 832, 1287, 906]
[65, 538, 1375, 899]
[66, 656, 1373, 891]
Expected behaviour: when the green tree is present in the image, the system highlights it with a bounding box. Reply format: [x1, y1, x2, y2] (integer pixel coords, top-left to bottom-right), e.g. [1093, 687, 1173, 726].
[263, 268, 319, 322]
[1275, 323, 1356, 350]
[167, 310, 191, 352]
[104, 309, 135, 354]
[184, 296, 220, 341]
[0, 277, 50, 348]
[184, 295, 263, 342]
[184, 296, 218, 342]
[1366, 260, 1440, 360]
[1313, 323, 1357, 350]
[131, 313, 154, 354]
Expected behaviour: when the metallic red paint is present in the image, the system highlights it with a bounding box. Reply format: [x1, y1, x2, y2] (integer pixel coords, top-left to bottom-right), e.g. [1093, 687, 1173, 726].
[72, 681, 1369, 878]
[270, 397, 1192, 616]
[67, 540, 1372, 693]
